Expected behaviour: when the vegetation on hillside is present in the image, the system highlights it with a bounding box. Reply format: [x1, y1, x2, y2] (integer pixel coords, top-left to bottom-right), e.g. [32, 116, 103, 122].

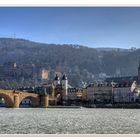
[0, 38, 139, 87]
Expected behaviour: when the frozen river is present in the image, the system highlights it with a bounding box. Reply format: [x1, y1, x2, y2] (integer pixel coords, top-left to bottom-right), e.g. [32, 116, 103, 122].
[0, 108, 140, 134]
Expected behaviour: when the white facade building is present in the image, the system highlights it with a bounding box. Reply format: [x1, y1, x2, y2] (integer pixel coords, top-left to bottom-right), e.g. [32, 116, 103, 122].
[113, 84, 139, 103]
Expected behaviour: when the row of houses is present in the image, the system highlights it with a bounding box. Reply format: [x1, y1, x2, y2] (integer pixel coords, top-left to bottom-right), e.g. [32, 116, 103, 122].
[84, 82, 139, 104]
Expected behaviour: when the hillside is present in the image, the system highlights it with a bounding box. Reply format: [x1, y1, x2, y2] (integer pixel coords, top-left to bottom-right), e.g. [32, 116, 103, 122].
[0, 38, 139, 87]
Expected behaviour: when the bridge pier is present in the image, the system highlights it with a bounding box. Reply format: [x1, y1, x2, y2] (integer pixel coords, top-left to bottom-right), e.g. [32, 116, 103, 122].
[13, 94, 19, 108]
[43, 95, 49, 108]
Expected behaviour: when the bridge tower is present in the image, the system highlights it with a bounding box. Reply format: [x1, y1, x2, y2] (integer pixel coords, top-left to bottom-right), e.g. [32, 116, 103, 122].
[61, 74, 68, 100]
[54, 74, 60, 87]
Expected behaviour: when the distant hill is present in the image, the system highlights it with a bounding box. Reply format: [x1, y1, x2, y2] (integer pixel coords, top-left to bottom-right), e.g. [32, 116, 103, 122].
[0, 37, 139, 86]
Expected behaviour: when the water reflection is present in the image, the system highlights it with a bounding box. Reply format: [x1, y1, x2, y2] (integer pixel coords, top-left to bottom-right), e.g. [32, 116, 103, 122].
[20, 98, 32, 108]
[0, 97, 6, 107]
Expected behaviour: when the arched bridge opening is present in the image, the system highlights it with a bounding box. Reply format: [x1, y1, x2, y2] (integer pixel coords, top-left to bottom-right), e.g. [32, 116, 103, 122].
[0, 93, 14, 107]
[19, 96, 39, 108]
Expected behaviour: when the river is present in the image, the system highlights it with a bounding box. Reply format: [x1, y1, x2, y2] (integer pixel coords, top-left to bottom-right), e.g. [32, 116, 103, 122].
[0, 108, 140, 134]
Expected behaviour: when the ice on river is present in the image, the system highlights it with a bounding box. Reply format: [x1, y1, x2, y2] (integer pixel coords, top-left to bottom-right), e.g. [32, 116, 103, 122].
[0, 108, 140, 134]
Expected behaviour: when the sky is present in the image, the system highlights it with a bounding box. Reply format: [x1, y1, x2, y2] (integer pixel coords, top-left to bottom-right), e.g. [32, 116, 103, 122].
[0, 7, 140, 48]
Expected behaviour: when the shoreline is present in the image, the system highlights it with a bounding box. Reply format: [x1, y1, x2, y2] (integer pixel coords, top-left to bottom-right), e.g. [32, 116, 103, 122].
[1, 104, 140, 109]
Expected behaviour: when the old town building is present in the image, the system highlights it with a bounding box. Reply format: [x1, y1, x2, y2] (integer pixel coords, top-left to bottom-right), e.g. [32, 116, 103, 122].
[86, 83, 113, 104]
[113, 83, 140, 103]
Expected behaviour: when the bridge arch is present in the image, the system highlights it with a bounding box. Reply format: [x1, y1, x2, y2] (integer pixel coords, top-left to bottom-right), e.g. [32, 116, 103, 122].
[0, 93, 14, 107]
[19, 96, 39, 107]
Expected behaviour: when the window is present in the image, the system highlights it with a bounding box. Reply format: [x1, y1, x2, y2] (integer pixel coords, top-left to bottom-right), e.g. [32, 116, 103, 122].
[135, 99, 139, 103]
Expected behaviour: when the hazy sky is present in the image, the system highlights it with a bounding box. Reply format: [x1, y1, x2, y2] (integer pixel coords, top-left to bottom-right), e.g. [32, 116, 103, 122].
[0, 7, 140, 48]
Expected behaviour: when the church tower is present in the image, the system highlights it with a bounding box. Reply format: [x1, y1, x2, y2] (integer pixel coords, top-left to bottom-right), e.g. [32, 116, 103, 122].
[61, 74, 68, 100]
[138, 61, 140, 81]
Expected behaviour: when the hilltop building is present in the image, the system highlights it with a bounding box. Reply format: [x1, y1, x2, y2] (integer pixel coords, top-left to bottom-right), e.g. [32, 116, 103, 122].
[0, 62, 49, 81]
[0, 62, 49, 89]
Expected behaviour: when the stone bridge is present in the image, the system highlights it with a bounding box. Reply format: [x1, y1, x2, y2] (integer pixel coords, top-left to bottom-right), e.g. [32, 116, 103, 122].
[0, 90, 49, 108]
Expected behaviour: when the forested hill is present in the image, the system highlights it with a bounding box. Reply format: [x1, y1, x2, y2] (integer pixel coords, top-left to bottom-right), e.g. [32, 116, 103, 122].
[0, 38, 139, 86]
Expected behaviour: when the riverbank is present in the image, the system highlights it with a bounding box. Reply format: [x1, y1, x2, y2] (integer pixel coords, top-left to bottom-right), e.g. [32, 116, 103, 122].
[48, 106, 82, 108]
[84, 103, 140, 109]
[48, 103, 140, 109]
